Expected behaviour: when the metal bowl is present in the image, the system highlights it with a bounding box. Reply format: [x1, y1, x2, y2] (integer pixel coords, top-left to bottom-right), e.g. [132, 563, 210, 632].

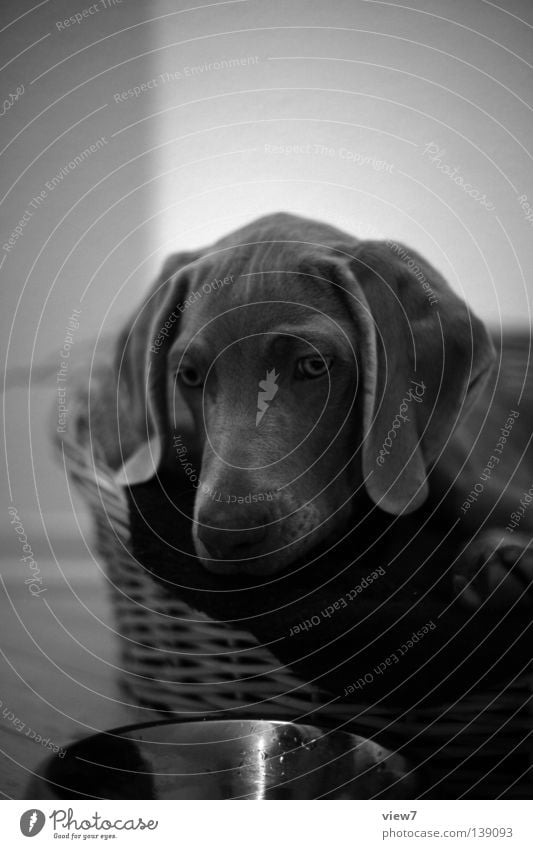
[27, 719, 416, 799]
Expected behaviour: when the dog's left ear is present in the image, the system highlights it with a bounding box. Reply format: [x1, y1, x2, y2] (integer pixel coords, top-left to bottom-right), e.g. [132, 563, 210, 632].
[113, 250, 201, 486]
[337, 240, 495, 515]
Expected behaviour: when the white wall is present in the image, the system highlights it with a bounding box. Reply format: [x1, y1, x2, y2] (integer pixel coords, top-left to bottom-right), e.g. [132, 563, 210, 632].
[148, 0, 533, 324]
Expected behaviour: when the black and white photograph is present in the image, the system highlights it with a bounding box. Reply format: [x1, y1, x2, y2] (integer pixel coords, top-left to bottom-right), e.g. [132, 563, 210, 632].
[1, 0, 533, 841]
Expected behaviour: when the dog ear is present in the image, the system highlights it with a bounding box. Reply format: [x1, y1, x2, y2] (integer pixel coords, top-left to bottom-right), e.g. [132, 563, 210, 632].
[337, 240, 495, 515]
[113, 251, 201, 486]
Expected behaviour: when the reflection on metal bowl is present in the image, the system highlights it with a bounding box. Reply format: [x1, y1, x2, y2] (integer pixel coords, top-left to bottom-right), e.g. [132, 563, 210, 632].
[28, 719, 417, 800]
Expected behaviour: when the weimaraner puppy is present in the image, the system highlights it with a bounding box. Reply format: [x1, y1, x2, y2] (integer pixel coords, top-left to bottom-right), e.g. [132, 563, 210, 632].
[113, 212, 533, 702]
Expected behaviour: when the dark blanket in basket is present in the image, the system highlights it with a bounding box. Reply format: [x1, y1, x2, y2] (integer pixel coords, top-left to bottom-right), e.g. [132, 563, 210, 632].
[126, 471, 533, 709]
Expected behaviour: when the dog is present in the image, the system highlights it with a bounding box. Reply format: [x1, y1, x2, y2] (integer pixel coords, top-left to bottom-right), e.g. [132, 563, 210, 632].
[112, 212, 533, 704]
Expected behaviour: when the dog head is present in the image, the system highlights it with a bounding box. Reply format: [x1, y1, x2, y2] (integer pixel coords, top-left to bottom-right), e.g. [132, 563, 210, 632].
[114, 213, 495, 576]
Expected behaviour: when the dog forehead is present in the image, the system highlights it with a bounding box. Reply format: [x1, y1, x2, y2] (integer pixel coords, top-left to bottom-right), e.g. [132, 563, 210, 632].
[179, 245, 350, 338]
[182, 287, 347, 363]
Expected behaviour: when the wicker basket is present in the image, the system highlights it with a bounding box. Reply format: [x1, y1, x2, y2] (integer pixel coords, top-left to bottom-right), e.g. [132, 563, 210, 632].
[55, 349, 533, 799]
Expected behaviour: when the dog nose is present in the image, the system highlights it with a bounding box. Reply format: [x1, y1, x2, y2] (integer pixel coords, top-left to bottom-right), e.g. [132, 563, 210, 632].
[196, 510, 268, 559]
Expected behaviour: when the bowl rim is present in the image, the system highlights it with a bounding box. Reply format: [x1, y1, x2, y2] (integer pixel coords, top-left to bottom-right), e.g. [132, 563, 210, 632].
[49, 714, 398, 753]
[34, 715, 412, 800]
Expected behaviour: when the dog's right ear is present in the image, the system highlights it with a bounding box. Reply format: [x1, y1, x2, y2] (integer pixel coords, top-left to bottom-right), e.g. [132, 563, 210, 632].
[113, 251, 201, 486]
[336, 241, 495, 515]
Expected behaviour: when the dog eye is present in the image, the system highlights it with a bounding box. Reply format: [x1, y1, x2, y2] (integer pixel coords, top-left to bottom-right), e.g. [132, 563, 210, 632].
[177, 366, 204, 388]
[295, 356, 332, 379]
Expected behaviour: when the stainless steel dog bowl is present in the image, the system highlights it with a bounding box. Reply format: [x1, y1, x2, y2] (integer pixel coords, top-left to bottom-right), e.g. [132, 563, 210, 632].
[27, 719, 416, 799]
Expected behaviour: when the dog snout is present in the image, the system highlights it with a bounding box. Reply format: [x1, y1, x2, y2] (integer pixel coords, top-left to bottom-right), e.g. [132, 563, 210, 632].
[196, 508, 268, 560]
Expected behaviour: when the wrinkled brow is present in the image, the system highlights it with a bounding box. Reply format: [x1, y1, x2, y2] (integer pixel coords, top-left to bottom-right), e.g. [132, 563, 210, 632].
[169, 318, 355, 366]
[266, 320, 355, 356]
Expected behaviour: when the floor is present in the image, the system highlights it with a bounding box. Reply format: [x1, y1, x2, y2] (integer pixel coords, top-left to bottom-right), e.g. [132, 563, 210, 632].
[0, 552, 156, 799]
